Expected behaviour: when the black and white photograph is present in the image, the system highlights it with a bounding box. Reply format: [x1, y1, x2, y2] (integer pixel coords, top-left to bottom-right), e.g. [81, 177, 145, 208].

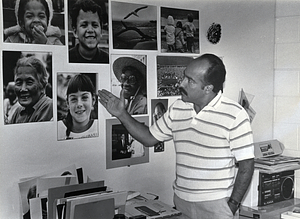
[151, 98, 168, 153]
[111, 1, 157, 50]
[68, 0, 109, 63]
[2, 51, 53, 124]
[111, 54, 148, 115]
[161, 7, 199, 53]
[106, 116, 149, 169]
[3, 0, 65, 45]
[157, 55, 193, 97]
[57, 72, 99, 140]
[1, 1, 299, 218]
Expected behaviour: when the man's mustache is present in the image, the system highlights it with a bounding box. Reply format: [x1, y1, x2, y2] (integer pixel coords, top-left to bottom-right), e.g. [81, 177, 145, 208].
[179, 87, 187, 96]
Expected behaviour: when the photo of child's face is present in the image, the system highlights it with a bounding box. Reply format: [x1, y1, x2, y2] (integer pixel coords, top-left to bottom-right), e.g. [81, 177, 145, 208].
[67, 91, 95, 125]
[74, 10, 102, 50]
[22, 1, 48, 37]
[14, 66, 43, 108]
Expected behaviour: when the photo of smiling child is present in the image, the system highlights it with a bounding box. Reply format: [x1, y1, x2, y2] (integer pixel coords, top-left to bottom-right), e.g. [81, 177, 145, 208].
[3, 0, 63, 44]
[68, 0, 109, 63]
[57, 73, 98, 140]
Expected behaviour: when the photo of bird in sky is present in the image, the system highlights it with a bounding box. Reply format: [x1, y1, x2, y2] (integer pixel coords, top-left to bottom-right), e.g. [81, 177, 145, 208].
[123, 6, 148, 19]
[112, 2, 157, 50]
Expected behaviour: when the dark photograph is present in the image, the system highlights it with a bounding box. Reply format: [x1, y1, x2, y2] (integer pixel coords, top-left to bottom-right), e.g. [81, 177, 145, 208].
[161, 7, 199, 53]
[111, 124, 145, 160]
[151, 98, 168, 152]
[3, 0, 65, 45]
[2, 51, 53, 124]
[68, 0, 109, 63]
[57, 72, 98, 140]
[106, 117, 149, 169]
[111, 54, 147, 115]
[157, 55, 193, 97]
[111, 1, 157, 50]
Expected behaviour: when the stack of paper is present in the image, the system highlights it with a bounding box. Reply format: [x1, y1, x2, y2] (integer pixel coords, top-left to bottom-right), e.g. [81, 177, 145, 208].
[17, 165, 117, 219]
[254, 155, 300, 174]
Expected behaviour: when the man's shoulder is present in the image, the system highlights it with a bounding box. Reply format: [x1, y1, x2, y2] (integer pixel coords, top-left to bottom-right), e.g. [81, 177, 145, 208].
[219, 95, 249, 117]
[169, 99, 193, 113]
[220, 96, 242, 109]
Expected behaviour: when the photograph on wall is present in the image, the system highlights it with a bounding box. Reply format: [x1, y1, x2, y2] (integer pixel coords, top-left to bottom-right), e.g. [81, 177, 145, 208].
[57, 72, 99, 140]
[106, 116, 149, 169]
[68, 0, 109, 63]
[2, 0, 65, 45]
[157, 55, 193, 97]
[151, 98, 168, 152]
[2, 50, 53, 124]
[111, 54, 148, 115]
[161, 7, 199, 53]
[111, 1, 157, 50]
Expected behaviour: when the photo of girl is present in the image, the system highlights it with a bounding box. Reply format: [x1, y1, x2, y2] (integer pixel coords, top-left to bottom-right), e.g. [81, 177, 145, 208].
[57, 73, 98, 140]
[4, 0, 64, 45]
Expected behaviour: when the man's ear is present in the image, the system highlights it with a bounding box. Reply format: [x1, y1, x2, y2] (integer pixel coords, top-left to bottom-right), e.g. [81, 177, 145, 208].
[205, 85, 214, 93]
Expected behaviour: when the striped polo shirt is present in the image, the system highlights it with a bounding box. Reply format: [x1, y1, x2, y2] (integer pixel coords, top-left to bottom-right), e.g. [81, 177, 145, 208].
[149, 91, 254, 202]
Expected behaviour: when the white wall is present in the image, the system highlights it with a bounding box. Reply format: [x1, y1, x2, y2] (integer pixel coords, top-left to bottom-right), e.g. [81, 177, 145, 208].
[274, 0, 300, 199]
[0, 0, 276, 218]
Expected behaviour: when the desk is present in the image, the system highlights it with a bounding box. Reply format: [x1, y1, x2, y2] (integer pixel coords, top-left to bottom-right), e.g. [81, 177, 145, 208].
[239, 198, 300, 219]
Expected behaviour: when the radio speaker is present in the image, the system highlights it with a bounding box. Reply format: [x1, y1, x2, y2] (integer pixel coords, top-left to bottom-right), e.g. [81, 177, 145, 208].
[258, 170, 294, 206]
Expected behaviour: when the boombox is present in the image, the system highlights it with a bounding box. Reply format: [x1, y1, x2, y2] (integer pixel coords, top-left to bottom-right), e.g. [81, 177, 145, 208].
[258, 169, 294, 206]
[241, 169, 294, 207]
[241, 140, 298, 207]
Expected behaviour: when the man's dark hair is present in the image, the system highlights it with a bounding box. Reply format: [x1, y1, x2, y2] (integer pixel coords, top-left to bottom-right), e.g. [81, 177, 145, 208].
[70, 0, 102, 29]
[201, 54, 226, 93]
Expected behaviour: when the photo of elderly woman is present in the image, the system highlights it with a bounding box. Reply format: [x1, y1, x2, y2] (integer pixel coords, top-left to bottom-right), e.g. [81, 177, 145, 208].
[2, 51, 53, 124]
[57, 72, 98, 140]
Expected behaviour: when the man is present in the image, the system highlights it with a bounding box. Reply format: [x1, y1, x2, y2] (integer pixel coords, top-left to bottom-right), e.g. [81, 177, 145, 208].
[9, 56, 53, 124]
[69, 0, 109, 63]
[113, 56, 147, 115]
[98, 54, 254, 219]
[112, 134, 131, 160]
[3, 82, 20, 124]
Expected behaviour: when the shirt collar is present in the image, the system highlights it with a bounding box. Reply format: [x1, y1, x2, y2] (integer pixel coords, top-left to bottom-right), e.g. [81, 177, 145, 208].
[207, 91, 223, 109]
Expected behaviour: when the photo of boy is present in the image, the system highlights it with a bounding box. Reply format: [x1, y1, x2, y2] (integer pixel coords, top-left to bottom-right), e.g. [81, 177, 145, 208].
[3, 0, 64, 45]
[68, 0, 109, 63]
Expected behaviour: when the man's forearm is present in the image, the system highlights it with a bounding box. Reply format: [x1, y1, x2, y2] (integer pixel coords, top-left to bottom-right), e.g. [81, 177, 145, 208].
[228, 158, 254, 212]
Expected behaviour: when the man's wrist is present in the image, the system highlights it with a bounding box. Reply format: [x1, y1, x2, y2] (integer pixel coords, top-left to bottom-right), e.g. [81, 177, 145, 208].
[228, 197, 240, 207]
[227, 198, 240, 214]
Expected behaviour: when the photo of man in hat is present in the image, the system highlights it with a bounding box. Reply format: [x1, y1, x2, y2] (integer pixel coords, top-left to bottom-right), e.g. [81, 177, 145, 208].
[111, 55, 147, 115]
